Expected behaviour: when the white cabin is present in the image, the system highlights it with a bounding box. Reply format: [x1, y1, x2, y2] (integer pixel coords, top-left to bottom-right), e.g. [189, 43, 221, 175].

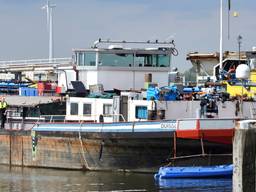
[70, 42, 175, 90]
[65, 95, 250, 123]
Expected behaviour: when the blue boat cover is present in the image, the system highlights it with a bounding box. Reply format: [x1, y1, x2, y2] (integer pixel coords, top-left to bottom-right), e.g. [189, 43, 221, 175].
[154, 164, 233, 179]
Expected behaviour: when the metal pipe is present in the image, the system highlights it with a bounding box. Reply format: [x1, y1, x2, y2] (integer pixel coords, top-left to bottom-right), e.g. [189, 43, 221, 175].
[238, 35, 242, 65]
[0, 57, 72, 65]
[93, 38, 175, 48]
[219, 0, 223, 71]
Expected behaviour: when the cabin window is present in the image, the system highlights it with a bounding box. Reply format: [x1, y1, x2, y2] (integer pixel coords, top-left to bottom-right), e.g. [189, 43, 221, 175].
[135, 106, 148, 119]
[84, 52, 96, 66]
[83, 103, 91, 115]
[98, 53, 133, 67]
[134, 54, 170, 67]
[27, 107, 40, 117]
[75, 52, 96, 66]
[103, 104, 113, 117]
[134, 54, 151, 67]
[78, 52, 84, 66]
[34, 73, 47, 81]
[70, 102, 79, 115]
[157, 55, 170, 67]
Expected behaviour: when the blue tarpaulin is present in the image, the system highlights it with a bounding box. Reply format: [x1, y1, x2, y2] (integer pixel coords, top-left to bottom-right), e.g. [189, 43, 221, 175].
[147, 86, 177, 101]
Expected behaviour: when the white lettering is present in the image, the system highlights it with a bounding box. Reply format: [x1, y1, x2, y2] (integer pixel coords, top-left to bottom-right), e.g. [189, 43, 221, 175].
[161, 122, 176, 129]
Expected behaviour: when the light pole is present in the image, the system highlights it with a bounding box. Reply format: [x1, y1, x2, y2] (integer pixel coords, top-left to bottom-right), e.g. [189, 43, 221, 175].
[42, 1, 56, 62]
[237, 35, 244, 116]
[237, 35, 242, 65]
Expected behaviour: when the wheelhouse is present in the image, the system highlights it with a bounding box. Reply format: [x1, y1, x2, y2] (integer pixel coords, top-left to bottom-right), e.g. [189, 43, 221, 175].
[71, 40, 176, 90]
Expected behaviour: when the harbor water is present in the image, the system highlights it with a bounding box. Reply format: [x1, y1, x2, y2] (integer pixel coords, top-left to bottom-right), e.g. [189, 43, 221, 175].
[0, 165, 232, 192]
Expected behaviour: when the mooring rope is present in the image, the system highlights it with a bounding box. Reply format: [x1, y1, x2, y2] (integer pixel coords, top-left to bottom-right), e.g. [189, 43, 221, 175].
[78, 121, 91, 170]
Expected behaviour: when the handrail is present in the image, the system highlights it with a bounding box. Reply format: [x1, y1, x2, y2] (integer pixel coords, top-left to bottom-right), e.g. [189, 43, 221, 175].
[176, 117, 241, 121]
[93, 38, 176, 48]
[66, 113, 126, 122]
[8, 114, 124, 123]
[38, 114, 126, 123]
[39, 115, 66, 123]
[0, 57, 72, 65]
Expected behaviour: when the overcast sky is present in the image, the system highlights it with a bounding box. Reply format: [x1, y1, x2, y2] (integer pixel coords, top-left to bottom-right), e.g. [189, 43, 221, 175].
[0, 0, 255, 71]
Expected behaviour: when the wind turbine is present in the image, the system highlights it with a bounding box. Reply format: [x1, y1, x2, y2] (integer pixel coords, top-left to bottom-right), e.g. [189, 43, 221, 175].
[42, 1, 56, 62]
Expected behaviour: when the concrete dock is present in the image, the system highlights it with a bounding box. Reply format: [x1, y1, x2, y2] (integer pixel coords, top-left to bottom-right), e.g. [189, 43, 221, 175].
[233, 120, 256, 192]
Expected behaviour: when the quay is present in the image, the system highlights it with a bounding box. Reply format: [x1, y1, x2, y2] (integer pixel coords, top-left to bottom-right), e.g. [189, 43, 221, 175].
[233, 120, 256, 192]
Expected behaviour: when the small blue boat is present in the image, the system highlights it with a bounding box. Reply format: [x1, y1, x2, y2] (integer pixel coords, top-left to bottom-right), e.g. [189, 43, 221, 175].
[154, 164, 233, 180]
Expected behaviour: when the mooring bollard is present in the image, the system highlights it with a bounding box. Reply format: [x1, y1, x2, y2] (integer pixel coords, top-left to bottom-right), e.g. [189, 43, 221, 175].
[233, 120, 256, 192]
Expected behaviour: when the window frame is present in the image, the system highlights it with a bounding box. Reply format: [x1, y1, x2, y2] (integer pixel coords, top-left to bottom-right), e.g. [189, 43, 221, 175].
[98, 52, 133, 67]
[103, 104, 113, 117]
[83, 103, 92, 116]
[70, 102, 79, 115]
[135, 105, 148, 119]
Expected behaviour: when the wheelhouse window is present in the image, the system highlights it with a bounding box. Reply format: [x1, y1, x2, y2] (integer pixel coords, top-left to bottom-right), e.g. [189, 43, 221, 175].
[103, 104, 113, 117]
[75, 52, 96, 66]
[83, 103, 91, 115]
[135, 106, 148, 119]
[157, 55, 170, 67]
[74, 50, 170, 67]
[98, 53, 133, 67]
[134, 54, 170, 67]
[70, 103, 79, 115]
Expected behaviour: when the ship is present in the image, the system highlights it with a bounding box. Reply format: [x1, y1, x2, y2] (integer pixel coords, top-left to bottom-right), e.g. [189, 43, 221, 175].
[0, 39, 255, 172]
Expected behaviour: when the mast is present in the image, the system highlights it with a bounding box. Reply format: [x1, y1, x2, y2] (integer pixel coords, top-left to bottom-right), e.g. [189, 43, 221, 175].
[219, 0, 223, 71]
[42, 1, 56, 62]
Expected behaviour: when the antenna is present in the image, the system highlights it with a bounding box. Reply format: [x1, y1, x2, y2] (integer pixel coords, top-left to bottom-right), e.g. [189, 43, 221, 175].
[165, 34, 176, 42]
[228, 0, 231, 39]
[42, 1, 56, 62]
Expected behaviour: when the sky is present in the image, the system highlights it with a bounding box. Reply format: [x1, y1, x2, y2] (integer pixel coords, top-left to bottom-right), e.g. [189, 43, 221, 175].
[0, 0, 255, 72]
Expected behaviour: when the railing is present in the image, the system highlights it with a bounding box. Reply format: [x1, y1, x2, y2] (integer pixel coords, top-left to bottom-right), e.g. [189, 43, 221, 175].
[176, 117, 239, 131]
[38, 113, 126, 123]
[4, 113, 128, 131]
[0, 57, 73, 66]
[39, 115, 66, 123]
[6, 113, 127, 125]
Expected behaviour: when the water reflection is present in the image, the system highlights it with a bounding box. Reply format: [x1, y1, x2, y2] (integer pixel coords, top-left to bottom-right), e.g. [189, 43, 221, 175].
[0, 165, 232, 192]
[0, 166, 157, 192]
[156, 178, 232, 192]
